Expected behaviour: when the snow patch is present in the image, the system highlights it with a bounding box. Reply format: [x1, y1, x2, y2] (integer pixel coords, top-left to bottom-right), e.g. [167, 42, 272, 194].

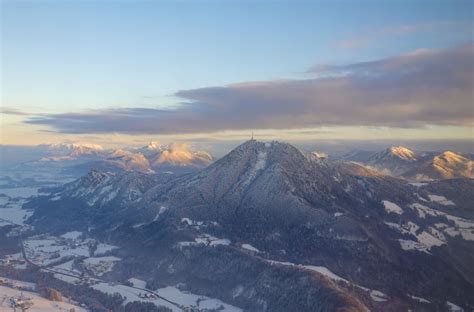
[128, 277, 147, 288]
[241, 151, 267, 187]
[94, 243, 118, 256]
[409, 203, 441, 218]
[92, 282, 242, 312]
[61, 231, 82, 240]
[447, 301, 463, 311]
[178, 234, 231, 248]
[382, 200, 403, 215]
[370, 290, 388, 302]
[428, 194, 455, 206]
[398, 239, 430, 254]
[241, 244, 260, 253]
[409, 294, 430, 303]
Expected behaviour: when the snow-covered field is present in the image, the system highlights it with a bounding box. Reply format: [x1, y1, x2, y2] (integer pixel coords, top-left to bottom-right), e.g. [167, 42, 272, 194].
[61, 231, 83, 240]
[0, 206, 33, 225]
[0, 196, 9, 206]
[92, 278, 242, 312]
[428, 194, 455, 206]
[0, 188, 36, 226]
[23, 236, 91, 266]
[21, 232, 120, 269]
[178, 233, 231, 248]
[83, 256, 121, 276]
[382, 200, 403, 215]
[0, 187, 39, 199]
[94, 243, 118, 256]
[380, 198, 474, 253]
[0, 169, 76, 225]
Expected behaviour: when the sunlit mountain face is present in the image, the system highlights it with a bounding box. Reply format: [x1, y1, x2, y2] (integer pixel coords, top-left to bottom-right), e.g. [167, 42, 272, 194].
[1, 0, 473, 311]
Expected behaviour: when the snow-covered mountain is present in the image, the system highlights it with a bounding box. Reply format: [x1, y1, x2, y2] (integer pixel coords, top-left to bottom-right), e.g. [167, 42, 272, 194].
[404, 151, 474, 181]
[9, 141, 214, 177]
[92, 142, 213, 174]
[141, 142, 213, 171]
[365, 146, 419, 175]
[27, 140, 474, 311]
[343, 146, 474, 181]
[59, 169, 158, 207]
[38, 143, 105, 161]
[103, 149, 152, 173]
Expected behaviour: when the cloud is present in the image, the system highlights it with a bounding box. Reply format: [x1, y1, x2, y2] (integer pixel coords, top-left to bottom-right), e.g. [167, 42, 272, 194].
[26, 44, 474, 134]
[335, 21, 472, 49]
[0, 107, 32, 116]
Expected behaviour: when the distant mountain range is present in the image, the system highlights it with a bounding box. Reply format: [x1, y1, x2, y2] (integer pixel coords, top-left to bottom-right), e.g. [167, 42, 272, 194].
[9, 142, 213, 176]
[26, 140, 474, 311]
[342, 146, 474, 181]
[3, 142, 472, 182]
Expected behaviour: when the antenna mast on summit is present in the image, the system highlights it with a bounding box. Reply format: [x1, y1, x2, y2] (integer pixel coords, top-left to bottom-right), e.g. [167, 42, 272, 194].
[251, 131, 254, 140]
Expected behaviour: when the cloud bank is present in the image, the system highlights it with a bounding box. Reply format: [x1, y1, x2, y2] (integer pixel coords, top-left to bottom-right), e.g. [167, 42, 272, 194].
[335, 21, 472, 49]
[26, 44, 474, 134]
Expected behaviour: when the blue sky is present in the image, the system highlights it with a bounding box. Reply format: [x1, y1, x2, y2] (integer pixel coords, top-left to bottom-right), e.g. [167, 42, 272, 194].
[1, 0, 473, 146]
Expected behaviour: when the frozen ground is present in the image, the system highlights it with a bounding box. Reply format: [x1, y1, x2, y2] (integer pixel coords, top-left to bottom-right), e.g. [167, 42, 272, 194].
[94, 243, 118, 256]
[92, 280, 242, 312]
[382, 200, 403, 215]
[178, 233, 231, 248]
[428, 194, 455, 206]
[82, 256, 121, 276]
[0, 206, 33, 225]
[0, 187, 39, 199]
[241, 243, 260, 252]
[0, 186, 36, 226]
[23, 236, 91, 266]
[61, 231, 83, 240]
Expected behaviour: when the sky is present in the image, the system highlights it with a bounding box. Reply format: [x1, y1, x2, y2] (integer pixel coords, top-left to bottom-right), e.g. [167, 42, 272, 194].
[1, 0, 473, 151]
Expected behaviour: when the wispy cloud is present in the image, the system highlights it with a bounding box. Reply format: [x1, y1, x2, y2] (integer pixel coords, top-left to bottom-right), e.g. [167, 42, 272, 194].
[26, 44, 474, 134]
[335, 21, 472, 49]
[0, 107, 32, 116]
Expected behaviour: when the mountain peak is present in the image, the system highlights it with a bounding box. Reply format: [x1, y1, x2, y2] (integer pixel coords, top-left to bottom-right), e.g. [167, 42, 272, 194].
[435, 151, 466, 163]
[85, 169, 114, 185]
[387, 146, 417, 160]
[41, 142, 104, 152]
[369, 146, 417, 163]
[143, 141, 163, 151]
[236, 139, 298, 152]
[39, 142, 105, 161]
[403, 150, 474, 180]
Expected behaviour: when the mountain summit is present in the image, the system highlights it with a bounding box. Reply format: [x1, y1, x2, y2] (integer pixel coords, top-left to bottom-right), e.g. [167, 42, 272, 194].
[386, 146, 417, 161]
[39, 142, 105, 161]
[404, 151, 474, 180]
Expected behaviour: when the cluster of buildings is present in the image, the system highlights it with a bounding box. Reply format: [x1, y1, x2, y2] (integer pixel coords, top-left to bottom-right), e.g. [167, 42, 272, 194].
[8, 293, 33, 310]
